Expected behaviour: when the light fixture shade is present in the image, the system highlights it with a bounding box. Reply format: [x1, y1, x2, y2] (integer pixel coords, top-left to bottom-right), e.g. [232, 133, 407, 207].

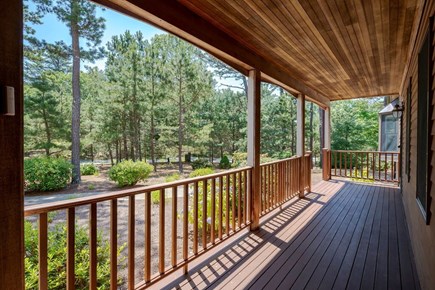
[392, 103, 404, 119]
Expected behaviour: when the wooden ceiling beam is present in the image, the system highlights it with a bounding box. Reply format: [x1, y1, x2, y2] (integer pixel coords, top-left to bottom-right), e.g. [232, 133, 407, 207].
[91, 0, 330, 107]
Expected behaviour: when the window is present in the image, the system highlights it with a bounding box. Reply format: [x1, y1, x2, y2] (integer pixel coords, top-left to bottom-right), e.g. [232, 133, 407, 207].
[416, 28, 432, 225]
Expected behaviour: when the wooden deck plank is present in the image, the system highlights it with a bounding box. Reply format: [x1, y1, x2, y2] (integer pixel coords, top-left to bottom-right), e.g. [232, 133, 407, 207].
[307, 182, 376, 290]
[374, 184, 389, 290]
[280, 183, 371, 289]
[331, 184, 380, 289]
[360, 184, 386, 289]
[178, 181, 340, 290]
[254, 182, 359, 289]
[152, 181, 420, 290]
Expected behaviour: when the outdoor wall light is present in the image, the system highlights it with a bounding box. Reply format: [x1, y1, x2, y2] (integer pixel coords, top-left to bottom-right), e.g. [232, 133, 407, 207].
[392, 102, 404, 119]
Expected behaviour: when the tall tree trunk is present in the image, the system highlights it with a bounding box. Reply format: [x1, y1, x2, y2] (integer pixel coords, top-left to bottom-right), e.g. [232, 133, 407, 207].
[178, 98, 184, 173]
[41, 97, 51, 156]
[71, 7, 81, 184]
[309, 103, 314, 167]
[108, 144, 114, 166]
[319, 107, 325, 167]
[150, 107, 157, 172]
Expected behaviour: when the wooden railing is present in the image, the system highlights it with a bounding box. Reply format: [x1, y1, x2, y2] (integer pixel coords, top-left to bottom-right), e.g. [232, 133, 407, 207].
[24, 154, 312, 289]
[329, 150, 400, 183]
[25, 167, 251, 289]
[260, 153, 311, 215]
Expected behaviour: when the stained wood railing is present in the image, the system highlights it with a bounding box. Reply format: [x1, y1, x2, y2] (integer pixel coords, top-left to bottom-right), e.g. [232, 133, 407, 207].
[329, 150, 400, 183]
[24, 154, 311, 289]
[260, 153, 311, 215]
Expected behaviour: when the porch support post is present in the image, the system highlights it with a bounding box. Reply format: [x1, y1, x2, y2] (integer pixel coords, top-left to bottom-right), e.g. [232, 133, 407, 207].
[324, 106, 331, 149]
[323, 106, 331, 180]
[248, 69, 261, 231]
[297, 94, 305, 198]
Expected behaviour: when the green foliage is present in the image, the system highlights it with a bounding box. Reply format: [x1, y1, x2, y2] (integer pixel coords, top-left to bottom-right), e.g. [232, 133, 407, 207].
[24, 220, 124, 289]
[24, 157, 72, 192]
[232, 152, 247, 168]
[219, 156, 231, 169]
[88, 184, 95, 190]
[331, 98, 383, 150]
[189, 168, 215, 178]
[191, 158, 213, 170]
[80, 163, 98, 176]
[165, 173, 181, 182]
[108, 160, 153, 186]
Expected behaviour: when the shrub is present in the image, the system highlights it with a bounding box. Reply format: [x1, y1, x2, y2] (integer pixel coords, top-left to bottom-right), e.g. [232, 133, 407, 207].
[24, 157, 72, 192]
[24, 220, 125, 289]
[81, 163, 98, 176]
[165, 173, 181, 183]
[189, 168, 214, 178]
[232, 152, 247, 168]
[191, 158, 213, 170]
[219, 156, 231, 169]
[108, 160, 153, 187]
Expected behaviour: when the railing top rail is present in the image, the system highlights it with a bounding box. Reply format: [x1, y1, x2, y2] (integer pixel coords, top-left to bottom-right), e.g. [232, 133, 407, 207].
[259, 156, 301, 167]
[24, 166, 252, 216]
[331, 150, 399, 154]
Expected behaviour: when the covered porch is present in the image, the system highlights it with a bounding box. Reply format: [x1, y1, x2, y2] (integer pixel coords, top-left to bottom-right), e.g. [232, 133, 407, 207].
[155, 180, 419, 290]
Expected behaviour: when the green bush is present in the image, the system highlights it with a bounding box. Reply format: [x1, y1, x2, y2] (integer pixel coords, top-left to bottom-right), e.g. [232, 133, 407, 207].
[191, 158, 213, 170]
[189, 168, 215, 178]
[165, 173, 181, 183]
[81, 163, 98, 176]
[231, 152, 247, 168]
[24, 220, 125, 289]
[24, 157, 72, 192]
[219, 156, 231, 169]
[108, 160, 153, 187]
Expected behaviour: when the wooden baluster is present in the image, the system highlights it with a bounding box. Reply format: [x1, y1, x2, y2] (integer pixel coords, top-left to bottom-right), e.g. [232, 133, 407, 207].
[145, 192, 151, 282]
[360, 153, 363, 178]
[238, 172, 242, 229]
[243, 170, 247, 225]
[372, 152, 375, 180]
[225, 176, 230, 236]
[183, 184, 188, 274]
[232, 173, 236, 232]
[193, 182, 199, 254]
[261, 166, 265, 213]
[349, 152, 353, 177]
[110, 200, 118, 289]
[39, 213, 48, 290]
[171, 186, 177, 267]
[128, 196, 135, 289]
[218, 176, 223, 240]
[366, 152, 369, 179]
[390, 153, 394, 181]
[334, 151, 337, 176]
[211, 178, 216, 244]
[89, 203, 97, 290]
[268, 165, 272, 209]
[67, 208, 75, 290]
[339, 152, 342, 176]
[344, 152, 347, 177]
[384, 153, 387, 181]
[159, 189, 165, 274]
[202, 179, 207, 249]
[379, 153, 381, 180]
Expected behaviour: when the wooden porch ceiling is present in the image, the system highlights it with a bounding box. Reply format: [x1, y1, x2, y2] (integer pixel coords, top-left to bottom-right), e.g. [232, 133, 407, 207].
[95, 0, 420, 105]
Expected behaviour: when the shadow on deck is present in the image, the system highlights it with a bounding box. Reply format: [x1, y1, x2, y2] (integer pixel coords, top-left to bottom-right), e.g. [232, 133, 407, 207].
[155, 180, 420, 290]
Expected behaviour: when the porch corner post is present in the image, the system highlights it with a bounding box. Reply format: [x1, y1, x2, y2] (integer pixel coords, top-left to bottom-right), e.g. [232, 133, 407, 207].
[323, 106, 332, 180]
[297, 94, 305, 198]
[248, 69, 261, 231]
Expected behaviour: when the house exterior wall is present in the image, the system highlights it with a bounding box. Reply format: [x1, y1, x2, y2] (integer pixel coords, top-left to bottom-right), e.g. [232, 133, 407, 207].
[401, 2, 435, 289]
[0, 0, 24, 288]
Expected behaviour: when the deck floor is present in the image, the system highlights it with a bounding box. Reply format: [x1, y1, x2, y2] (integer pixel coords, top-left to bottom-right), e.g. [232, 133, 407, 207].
[155, 180, 420, 290]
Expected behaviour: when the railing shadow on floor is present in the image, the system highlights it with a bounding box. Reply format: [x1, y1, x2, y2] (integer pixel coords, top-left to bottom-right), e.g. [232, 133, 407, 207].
[160, 181, 346, 289]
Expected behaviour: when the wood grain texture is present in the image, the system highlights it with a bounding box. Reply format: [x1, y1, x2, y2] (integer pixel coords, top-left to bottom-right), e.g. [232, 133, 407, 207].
[0, 0, 24, 288]
[154, 181, 419, 290]
[179, 0, 418, 100]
